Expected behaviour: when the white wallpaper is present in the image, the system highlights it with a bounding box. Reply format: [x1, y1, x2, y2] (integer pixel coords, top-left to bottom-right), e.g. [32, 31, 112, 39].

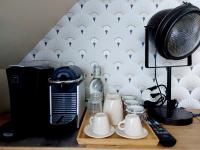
[21, 0, 200, 109]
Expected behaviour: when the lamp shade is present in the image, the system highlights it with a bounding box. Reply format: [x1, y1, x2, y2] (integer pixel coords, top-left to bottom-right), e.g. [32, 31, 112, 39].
[148, 3, 200, 60]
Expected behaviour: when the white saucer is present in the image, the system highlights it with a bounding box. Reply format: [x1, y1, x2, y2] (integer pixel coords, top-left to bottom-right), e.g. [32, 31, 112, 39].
[84, 124, 115, 138]
[116, 127, 148, 139]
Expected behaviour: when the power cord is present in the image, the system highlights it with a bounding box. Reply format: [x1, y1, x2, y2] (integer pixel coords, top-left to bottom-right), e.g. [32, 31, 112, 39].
[144, 51, 178, 109]
[154, 51, 179, 108]
[154, 51, 162, 95]
[148, 84, 167, 91]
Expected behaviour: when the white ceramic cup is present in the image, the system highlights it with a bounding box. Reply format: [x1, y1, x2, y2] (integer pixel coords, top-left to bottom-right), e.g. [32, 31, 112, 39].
[118, 114, 143, 137]
[126, 105, 145, 114]
[103, 93, 123, 125]
[124, 99, 140, 106]
[89, 112, 111, 135]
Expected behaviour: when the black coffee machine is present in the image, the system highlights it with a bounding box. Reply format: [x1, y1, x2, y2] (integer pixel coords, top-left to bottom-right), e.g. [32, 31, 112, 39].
[0, 65, 86, 140]
[0, 65, 54, 140]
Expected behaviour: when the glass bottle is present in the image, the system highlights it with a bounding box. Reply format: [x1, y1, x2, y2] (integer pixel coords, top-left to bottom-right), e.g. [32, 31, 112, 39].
[87, 93, 103, 116]
[89, 65, 104, 102]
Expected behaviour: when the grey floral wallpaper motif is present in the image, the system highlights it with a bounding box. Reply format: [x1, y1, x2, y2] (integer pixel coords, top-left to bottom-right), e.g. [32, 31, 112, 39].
[21, 0, 200, 108]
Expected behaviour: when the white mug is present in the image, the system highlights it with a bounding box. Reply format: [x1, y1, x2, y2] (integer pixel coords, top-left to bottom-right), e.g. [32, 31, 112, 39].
[118, 114, 143, 137]
[126, 105, 145, 114]
[103, 93, 123, 125]
[124, 99, 140, 106]
[89, 112, 111, 135]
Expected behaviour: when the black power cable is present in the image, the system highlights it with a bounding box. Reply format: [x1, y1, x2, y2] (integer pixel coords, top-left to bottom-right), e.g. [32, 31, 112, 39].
[154, 51, 162, 95]
[144, 50, 178, 108]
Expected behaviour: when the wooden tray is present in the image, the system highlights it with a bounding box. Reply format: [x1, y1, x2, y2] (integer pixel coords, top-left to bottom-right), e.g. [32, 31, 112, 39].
[77, 112, 159, 147]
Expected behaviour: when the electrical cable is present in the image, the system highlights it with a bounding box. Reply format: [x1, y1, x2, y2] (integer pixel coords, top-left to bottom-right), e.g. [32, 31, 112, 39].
[148, 84, 167, 91]
[144, 49, 179, 109]
[156, 94, 166, 106]
[154, 50, 179, 108]
[152, 51, 166, 106]
[154, 51, 162, 95]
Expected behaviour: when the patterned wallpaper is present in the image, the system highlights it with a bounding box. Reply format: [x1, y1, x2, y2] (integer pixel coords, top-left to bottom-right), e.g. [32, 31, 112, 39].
[21, 0, 200, 108]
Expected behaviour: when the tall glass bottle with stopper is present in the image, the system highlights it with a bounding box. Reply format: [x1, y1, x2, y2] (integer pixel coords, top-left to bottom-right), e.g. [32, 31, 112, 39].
[87, 65, 104, 116]
[89, 65, 104, 102]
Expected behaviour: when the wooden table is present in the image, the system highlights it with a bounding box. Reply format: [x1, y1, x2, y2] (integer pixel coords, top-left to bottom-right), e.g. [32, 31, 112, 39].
[0, 110, 200, 150]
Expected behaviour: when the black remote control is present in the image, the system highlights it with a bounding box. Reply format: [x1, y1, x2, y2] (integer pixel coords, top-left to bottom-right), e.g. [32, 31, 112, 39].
[147, 117, 176, 147]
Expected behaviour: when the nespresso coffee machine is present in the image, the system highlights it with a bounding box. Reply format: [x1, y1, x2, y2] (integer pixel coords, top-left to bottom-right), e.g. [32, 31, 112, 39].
[48, 66, 86, 132]
[0, 65, 85, 140]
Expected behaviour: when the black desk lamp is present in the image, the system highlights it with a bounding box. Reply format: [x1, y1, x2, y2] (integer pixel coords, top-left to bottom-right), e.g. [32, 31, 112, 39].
[145, 2, 200, 125]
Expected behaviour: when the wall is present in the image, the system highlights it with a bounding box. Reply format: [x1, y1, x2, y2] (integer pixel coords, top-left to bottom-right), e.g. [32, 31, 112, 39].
[0, 0, 76, 113]
[20, 0, 200, 109]
[0, 0, 76, 68]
